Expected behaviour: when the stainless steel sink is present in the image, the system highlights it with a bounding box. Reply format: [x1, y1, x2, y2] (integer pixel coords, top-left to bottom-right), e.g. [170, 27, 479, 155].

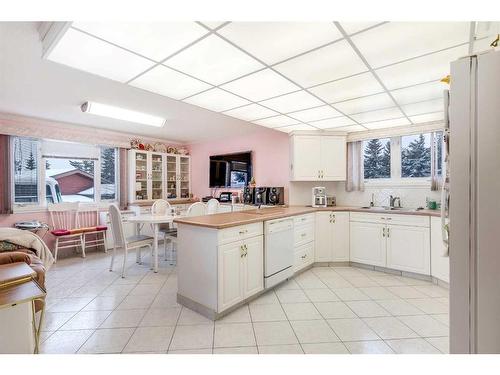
[359, 206, 414, 212]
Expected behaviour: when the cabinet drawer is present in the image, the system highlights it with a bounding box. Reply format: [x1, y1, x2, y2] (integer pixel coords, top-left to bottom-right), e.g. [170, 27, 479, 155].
[294, 223, 314, 246]
[218, 222, 263, 245]
[384, 214, 429, 227]
[293, 213, 315, 226]
[294, 242, 314, 272]
[350, 212, 386, 224]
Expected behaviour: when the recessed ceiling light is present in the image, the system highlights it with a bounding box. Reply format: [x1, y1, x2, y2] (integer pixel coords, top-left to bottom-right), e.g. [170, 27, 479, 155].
[81, 101, 166, 127]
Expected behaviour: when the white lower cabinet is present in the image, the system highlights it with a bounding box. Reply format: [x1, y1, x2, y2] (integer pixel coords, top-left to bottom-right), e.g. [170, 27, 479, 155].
[430, 216, 449, 282]
[293, 214, 315, 272]
[386, 224, 430, 275]
[315, 212, 350, 262]
[218, 235, 263, 312]
[350, 221, 386, 267]
[294, 241, 314, 272]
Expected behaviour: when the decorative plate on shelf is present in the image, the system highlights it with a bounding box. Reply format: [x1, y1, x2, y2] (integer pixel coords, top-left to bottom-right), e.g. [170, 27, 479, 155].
[144, 143, 154, 151]
[167, 146, 178, 154]
[130, 139, 141, 149]
[154, 142, 167, 153]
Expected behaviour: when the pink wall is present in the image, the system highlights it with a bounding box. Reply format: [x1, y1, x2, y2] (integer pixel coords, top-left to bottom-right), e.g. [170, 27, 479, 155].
[188, 127, 290, 202]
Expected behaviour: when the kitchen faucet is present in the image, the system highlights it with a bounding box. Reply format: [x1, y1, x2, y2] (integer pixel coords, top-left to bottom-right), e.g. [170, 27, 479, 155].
[389, 195, 401, 208]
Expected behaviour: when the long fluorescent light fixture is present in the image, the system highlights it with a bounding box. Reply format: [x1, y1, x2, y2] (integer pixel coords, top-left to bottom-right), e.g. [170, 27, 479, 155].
[81, 101, 166, 127]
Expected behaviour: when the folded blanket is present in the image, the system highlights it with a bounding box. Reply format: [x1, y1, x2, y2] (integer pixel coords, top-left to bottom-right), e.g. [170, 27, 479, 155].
[0, 228, 54, 270]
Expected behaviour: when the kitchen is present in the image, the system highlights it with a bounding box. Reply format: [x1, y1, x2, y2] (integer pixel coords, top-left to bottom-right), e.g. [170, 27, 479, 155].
[0, 6, 499, 367]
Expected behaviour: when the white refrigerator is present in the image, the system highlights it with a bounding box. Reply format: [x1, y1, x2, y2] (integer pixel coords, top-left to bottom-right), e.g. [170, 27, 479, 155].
[449, 50, 500, 354]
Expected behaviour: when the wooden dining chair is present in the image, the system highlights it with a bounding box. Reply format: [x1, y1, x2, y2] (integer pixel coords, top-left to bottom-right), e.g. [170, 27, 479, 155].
[108, 204, 154, 278]
[77, 204, 108, 255]
[48, 202, 83, 263]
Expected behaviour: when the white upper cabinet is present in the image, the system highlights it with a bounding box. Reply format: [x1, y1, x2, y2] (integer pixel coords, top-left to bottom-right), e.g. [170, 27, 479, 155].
[290, 134, 346, 181]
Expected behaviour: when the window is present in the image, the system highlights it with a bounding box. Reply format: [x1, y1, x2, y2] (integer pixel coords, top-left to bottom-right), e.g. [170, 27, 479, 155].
[13, 137, 40, 204]
[11, 136, 119, 209]
[363, 138, 391, 179]
[401, 133, 431, 178]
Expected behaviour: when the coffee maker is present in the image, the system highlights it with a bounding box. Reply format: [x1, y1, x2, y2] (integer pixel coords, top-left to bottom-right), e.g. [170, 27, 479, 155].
[312, 187, 327, 208]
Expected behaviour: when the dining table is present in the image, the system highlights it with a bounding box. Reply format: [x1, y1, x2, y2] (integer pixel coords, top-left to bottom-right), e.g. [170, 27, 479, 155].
[127, 213, 182, 273]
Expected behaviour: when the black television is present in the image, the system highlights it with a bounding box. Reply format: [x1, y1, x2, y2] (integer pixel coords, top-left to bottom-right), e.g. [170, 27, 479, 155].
[209, 152, 252, 188]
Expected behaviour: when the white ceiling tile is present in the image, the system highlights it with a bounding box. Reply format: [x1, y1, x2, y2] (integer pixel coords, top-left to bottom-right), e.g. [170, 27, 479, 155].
[351, 107, 404, 123]
[309, 116, 356, 129]
[165, 34, 264, 85]
[275, 124, 317, 133]
[254, 115, 300, 128]
[71, 22, 208, 62]
[220, 69, 300, 102]
[222, 103, 278, 122]
[352, 22, 470, 68]
[274, 39, 368, 87]
[287, 105, 340, 122]
[218, 22, 343, 65]
[376, 45, 468, 90]
[334, 93, 395, 115]
[183, 88, 250, 112]
[259, 90, 324, 113]
[363, 117, 411, 130]
[199, 22, 227, 30]
[401, 98, 444, 116]
[331, 125, 367, 132]
[46, 28, 154, 83]
[309, 72, 384, 103]
[129, 65, 211, 100]
[339, 22, 384, 35]
[409, 112, 444, 124]
[391, 81, 447, 105]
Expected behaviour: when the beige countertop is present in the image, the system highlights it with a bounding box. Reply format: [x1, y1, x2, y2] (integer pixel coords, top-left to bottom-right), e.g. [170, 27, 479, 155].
[173, 205, 440, 229]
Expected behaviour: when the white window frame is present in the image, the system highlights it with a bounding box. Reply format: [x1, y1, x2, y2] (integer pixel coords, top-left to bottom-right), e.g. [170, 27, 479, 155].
[364, 132, 439, 187]
[11, 137, 119, 213]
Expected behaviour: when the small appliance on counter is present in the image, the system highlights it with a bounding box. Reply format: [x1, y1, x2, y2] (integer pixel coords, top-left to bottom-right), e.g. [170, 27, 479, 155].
[218, 192, 233, 203]
[312, 187, 327, 207]
[266, 187, 285, 205]
[326, 196, 336, 207]
[243, 186, 254, 204]
[254, 187, 267, 205]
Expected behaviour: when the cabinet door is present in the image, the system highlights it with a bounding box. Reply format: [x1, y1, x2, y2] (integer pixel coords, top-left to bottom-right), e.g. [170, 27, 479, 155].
[315, 212, 333, 262]
[242, 236, 264, 298]
[291, 136, 322, 180]
[218, 241, 244, 311]
[150, 153, 164, 200]
[132, 150, 149, 201]
[350, 221, 386, 267]
[178, 156, 191, 199]
[294, 241, 315, 272]
[387, 225, 430, 275]
[331, 212, 350, 261]
[320, 136, 346, 181]
[165, 154, 178, 199]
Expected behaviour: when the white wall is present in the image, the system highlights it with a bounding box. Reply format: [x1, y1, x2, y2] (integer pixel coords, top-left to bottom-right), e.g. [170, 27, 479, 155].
[289, 181, 441, 209]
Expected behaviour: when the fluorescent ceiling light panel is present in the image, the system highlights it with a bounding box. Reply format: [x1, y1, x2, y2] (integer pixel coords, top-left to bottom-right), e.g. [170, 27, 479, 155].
[223, 104, 278, 122]
[218, 22, 343, 65]
[351, 107, 404, 123]
[254, 115, 300, 128]
[46, 28, 154, 82]
[401, 98, 444, 116]
[81, 101, 165, 127]
[409, 112, 444, 124]
[309, 72, 384, 103]
[352, 22, 470, 68]
[375, 44, 468, 90]
[288, 105, 340, 122]
[183, 88, 250, 112]
[220, 69, 300, 102]
[391, 81, 446, 105]
[129, 65, 211, 100]
[165, 34, 264, 85]
[71, 22, 208, 62]
[332, 125, 367, 132]
[334, 93, 395, 115]
[339, 22, 384, 35]
[274, 39, 368, 87]
[259, 90, 324, 113]
[275, 124, 317, 133]
[309, 116, 356, 129]
[363, 117, 410, 130]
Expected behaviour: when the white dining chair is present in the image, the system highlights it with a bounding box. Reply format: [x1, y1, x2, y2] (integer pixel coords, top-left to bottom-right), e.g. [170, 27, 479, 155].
[186, 202, 207, 217]
[108, 204, 154, 278]
[206, 198, 220, 215]
[151, 199, 177, 264]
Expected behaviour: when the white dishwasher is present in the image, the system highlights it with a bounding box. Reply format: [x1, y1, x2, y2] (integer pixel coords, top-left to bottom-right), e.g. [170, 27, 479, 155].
[264, 218, 294, 288]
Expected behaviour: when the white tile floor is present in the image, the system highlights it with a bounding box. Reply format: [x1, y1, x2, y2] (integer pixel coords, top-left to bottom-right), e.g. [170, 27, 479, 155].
[40, 251, 449, 354]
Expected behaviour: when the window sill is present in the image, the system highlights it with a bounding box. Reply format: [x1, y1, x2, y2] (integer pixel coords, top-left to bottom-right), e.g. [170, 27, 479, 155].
[12, 201, 118, 215]
[364, 178, 432, 188]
